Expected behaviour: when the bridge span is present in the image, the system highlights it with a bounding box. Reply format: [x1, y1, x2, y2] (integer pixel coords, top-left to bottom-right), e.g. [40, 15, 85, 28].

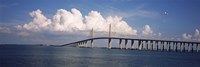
[62, 37, 200, 52]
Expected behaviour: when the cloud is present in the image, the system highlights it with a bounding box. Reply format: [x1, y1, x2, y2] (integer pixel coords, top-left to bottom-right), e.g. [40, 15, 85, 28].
[16, 9, 51, 32]
[0, 26, 11, 33]
[194, 29, 199, 37]
[142, 25, 153, 36]
[182, 33, 192, 40]
[182, 29, 200, 41]
[16, 8, 138, 36]
[194, 29, 200, 41]
[1, 8, 164, 44]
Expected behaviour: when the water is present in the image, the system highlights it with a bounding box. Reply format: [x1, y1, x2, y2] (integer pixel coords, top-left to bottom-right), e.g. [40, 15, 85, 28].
[0, 45, 200, 67]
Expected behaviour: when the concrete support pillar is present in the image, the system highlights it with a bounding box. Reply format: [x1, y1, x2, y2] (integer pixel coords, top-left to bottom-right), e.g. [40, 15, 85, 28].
[167, 42, 170, 51]
[82, 42, 84, 47]
[191, 43, 194, 53]
[131, 40, 134, 49]
[171, 42, 174, 51]
[156, 41, 158, 51]
[108, 38, 112, 49]
[163, 41, 165, 51]
[188, 43, 190, 52]
[138, 40, 142, 50]
[197, 43, 199, 52]
[180, 42, 183, 52]
[85, 41, 88, 47]
[168, 42, 170, 51]
[195, 43, 198, 52]
[138, 40, 140, 50]
[81, 42, 83, 47]
[79, 42, 81, 46]
[141, 40, 143, 50]
[174, 42, 177, 52]
[91, 39, 93, 48]
[176, 42, 178, 52]
[182, 43, 185, 52]
[82, 42, 84, 46]
[146, 40, 148, 50]
[169, 42, 171, 52]
[77, 42, 79, 47]
[173, 42, 175, 51]
[162, 41, 164, 51]
[125, 39, 128, 49]
[81, 42, 83, 46]
[150, 41, 153, 51]
[160, 41, 163, 51]
[119, 39, 122, 49]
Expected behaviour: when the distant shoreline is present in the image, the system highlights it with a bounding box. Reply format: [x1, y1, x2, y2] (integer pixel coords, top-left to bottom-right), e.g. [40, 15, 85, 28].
[0, 44, 52, 46]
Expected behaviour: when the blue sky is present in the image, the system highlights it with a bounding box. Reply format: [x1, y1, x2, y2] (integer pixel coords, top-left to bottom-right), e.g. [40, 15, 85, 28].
[0, 0, 200, 45]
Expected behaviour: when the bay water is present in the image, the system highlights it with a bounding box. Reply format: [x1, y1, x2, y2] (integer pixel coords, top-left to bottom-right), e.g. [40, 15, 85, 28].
[0, 45, 200, 67]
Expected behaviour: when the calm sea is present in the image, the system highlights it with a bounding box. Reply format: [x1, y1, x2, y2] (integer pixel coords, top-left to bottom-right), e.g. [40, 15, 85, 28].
[0, 45, 200, 67]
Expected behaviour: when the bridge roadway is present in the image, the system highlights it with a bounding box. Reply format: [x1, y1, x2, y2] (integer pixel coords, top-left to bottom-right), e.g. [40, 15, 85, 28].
[61, 37, 200, 52]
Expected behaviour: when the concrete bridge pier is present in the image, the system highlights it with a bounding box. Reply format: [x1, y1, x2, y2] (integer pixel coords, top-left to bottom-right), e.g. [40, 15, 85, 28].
[163, 41, 166, 51]
[84, 41, 87, 47]
[161, 41, 164, 51]
[171, 42, 174, 51]
[174, 42, 178, 52]
[194, 43, 198, 52]
[150, 41, 153, 51]
[182, 43, 185, 52]
[145, 40, 148, 50]
[188, 43, 190, 52]
[142, 40, 144, 50]
[82, 41, 84, 46]
[180, 42, 182, 52]
[167, 42, 169, 51]
[91, 39, 93, 48]
[169, 42, 171, 52]
[138, 40, 143, 50]
[156, 41, 158, 51]
[191, 43, 194, 53]
[79, 42, 82, 46]
[138, 40, 140, 50]
[77, 42, 79, 47]
[125, 39, 128, 49]
[197, 43, 199, 52]
[108, 38, 112, 49]
[167, 42, 170, 51]
[78, 42, 81, 47]
[131, 40, 134, 49]
[119, 39, 122, 49]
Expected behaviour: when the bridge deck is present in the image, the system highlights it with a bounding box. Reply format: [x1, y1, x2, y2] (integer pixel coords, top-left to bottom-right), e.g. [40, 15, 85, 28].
[62, 37, 200, 46]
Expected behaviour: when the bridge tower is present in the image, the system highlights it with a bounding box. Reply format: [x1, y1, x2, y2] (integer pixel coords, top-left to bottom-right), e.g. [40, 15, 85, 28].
[108, 24, 112, 49]
[91, 28, 94, 48]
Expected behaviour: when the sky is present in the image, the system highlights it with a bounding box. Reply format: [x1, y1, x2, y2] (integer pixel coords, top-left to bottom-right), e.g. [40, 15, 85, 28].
[0, 0, 200, 45]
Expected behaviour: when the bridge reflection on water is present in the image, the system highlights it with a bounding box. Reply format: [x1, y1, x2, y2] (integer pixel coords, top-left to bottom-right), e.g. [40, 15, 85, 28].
[62, 37, 200, 53]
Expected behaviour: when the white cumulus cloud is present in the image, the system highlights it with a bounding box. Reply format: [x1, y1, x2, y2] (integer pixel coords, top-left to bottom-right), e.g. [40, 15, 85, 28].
[16, 8, 138, 36]
[182, 33, 192, 40]
[16, 9, 51, 32]
[194, 29, 200, 41]
[182, 29, 200, 41]
[142, 25, 153, 36]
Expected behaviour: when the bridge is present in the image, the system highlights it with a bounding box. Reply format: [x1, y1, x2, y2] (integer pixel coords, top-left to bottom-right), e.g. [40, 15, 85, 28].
[61, 24, 200, 52]
[61, 37, 200, 53]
